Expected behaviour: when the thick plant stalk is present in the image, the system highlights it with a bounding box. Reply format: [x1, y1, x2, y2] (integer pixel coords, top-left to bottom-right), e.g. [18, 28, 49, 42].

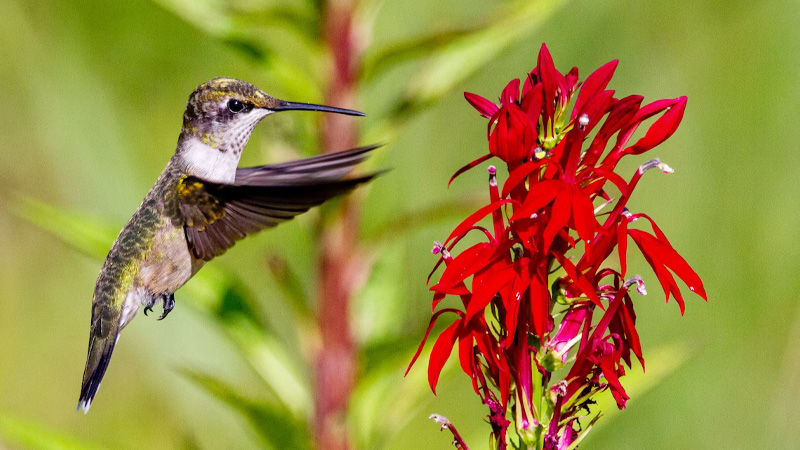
[315, 0, 363, 449]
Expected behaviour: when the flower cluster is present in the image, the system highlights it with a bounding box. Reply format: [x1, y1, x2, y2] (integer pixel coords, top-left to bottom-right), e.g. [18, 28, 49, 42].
[408, 44, 706, 449]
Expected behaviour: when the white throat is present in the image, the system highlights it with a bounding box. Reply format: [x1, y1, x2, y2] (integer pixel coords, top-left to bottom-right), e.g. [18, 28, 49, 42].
[177, 137, 242, 183]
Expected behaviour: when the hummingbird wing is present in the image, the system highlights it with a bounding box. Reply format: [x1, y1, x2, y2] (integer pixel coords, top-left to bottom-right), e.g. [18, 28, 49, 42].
[177, 144, 380, 261]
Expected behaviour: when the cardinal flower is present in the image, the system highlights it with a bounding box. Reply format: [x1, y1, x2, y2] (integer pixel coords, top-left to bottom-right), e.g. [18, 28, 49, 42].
[409, 44, 706, 449]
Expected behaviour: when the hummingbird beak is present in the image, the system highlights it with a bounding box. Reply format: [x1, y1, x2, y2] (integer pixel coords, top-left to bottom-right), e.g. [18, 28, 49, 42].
[270, 101, 365, 117]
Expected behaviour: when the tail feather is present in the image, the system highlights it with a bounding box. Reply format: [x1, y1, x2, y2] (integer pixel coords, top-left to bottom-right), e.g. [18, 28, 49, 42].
[78, 319, 119, 413]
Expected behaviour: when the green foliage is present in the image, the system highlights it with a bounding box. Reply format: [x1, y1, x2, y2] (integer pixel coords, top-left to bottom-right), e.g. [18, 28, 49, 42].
[0, 414, 103, 450]
[3, 0, 789, 448]
[180, 371, 311, 450]
[380, 0, 567, 120]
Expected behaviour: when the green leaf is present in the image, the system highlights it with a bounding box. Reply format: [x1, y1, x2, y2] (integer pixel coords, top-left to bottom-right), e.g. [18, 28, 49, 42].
[362, 192, 486, 244]
[182, 370, 312, 450]
[350, 347, 436, 450]
[224, 320, 312, 417]
[267, 254, 312, 319]
[11, 194, 117, 259]
[369, 0, 566, 132]
[153, 0, 322, 100]
[230, 4, 320, 41]
[362, 26, 485, 82]
[406, 0, 565, 103]
[567, 413, 601, 450]
[0, 413, 103, 450]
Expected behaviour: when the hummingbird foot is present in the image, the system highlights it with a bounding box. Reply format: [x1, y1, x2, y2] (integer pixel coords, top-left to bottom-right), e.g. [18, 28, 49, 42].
[143, 298, 155, 316]
[158, 293, 175, 321]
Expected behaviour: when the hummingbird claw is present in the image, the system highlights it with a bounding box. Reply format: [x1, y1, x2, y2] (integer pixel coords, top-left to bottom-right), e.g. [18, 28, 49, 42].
[158, 293, 175, 321]
[143, 297, 156, 316]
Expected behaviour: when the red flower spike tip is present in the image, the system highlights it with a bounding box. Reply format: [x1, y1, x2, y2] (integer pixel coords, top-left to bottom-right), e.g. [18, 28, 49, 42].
[489, 105, 536, 165]
[465, 92, 499, 119]
[408, 44, 705, 449]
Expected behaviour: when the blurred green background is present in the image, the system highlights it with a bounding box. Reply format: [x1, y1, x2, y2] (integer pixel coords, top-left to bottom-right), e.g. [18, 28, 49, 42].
[1, 0, 798, 448]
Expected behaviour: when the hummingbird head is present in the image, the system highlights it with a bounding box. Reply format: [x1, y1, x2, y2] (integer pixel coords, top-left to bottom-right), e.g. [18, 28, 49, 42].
[176, 77, 363, 182]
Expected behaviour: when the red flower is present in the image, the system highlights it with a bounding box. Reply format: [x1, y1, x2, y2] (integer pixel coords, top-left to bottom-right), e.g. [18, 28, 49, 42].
[489, 104, 536, 166]
[410, 43, 706, 448]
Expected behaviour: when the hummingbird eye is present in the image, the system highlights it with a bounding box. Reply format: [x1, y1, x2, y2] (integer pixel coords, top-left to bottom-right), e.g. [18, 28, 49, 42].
[227, 99, 245, 113]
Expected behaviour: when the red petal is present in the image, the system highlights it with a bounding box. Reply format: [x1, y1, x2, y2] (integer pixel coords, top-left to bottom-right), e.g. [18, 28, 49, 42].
[571, 186, 599, 253]
[592, 291, 623, 342]
[474, 319, 502, 371]
[587, 167, 630, 198]
[503, 258, 531, 346]
[466, 264, 517, 322]
[464, 92, 499, 119]
[430, 281, 470, 295]
[573, 59, 619, 118]
[489, 105, 535, 163]
[583, 95, 643, 167]
[436, 239, 517, 293]
[622, 296, 643, 369]
[431, 291, 446, 311]
[550, 305, 589, 357]
[632, 229, 706, 301]
[427, 256, 445, 284]
[630, 231, 685, 314]
[574, 90, 615, 136]
[626, 96, 687, 155]
[500, 78, 521, 105]
[543, 188, 572, 252]
[600, 358, 629, 409]
[499, 361, 510, 410]
[406, 308, 462, 376]
[458, 333, 480, 395]
[510, 180, 564, 221]
[562, 122, 586, 175]
[537, 44, 559, 126]
[554, 253, 603, 308]
[637, 213, 671, 243]
[501, 159, 561, 198]
[445, 226, 495, 252]
[565, 66, 580, 94]
[617, 217, 629, 277]
[600, 97, 682, 168]
[445, 199, 516, 245]
[520, 83, 543, 127]
[529, 270, 550, 340]
[436, 243, 487, 289]
[428, 319, 462, 394]
[631, 97, 682, 124]
[448, 153, 493, 187]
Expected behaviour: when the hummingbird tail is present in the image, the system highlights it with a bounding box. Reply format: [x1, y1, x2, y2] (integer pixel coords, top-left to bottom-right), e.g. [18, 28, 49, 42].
[78, 330, 119, 414]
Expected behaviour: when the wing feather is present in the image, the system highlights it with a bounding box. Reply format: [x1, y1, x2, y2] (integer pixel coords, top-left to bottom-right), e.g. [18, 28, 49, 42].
[234, 144, 380, 185]
[177, 145, 381, 261]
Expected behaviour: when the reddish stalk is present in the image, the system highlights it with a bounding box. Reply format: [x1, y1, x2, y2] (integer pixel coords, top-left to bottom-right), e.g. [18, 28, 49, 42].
[315, 1, 363, 449]
[430, 414, 470, 450]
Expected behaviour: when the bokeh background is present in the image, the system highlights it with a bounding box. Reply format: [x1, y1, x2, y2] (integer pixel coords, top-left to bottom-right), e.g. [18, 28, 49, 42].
[1, 0, 798, 448]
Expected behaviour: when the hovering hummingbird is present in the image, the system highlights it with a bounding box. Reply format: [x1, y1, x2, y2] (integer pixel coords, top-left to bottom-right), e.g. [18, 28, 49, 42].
[78, 77, 378, 413]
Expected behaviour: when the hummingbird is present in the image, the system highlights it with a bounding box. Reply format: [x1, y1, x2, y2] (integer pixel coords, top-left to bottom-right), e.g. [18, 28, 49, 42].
[78, 77, 378, 413]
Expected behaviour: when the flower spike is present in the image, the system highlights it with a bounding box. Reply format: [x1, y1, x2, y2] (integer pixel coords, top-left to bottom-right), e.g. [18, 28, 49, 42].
[409, 44, 704, 449]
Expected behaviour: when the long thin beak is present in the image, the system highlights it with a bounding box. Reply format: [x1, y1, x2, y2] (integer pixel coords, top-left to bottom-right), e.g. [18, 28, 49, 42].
[271, 101, 365, 117]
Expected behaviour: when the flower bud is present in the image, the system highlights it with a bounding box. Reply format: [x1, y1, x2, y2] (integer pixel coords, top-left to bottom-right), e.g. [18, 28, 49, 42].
[489, 104, 536, 165]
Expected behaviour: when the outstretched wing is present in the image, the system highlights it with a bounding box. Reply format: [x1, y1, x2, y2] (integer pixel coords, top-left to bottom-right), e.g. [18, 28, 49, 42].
[177, 144, 380, 261]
